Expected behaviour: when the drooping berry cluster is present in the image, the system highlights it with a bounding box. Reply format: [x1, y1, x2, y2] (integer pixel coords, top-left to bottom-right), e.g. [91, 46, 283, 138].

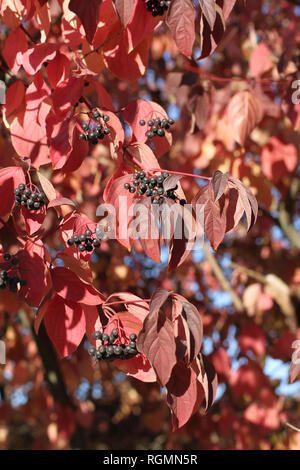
[79, 109, 110, 145]
[0, 253, 26, 293]
[139, 117, 175, 139]
[124, 171, 186, 205]
[88, 329, 138, 363]
[14, 184, 45, 211]
[141, 0, 171, 16]
[67, 229, 100, 253]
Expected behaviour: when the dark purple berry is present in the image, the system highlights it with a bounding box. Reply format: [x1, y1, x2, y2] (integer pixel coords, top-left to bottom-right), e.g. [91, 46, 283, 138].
[102, 333, 109, 343]
[129, 333, 137, 341]
[88, 346, 96, 356]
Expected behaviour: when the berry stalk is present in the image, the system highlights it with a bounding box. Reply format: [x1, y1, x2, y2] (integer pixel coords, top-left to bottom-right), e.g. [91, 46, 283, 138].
[149, 169, 211, 181]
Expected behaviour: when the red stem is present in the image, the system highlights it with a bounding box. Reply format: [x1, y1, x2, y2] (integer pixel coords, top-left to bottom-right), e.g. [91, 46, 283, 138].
[104, 299, 151, 307]
[79, 96, 92, 109]
[20, 24, 37, 44]
[184, 63, 288, 86]
[149, 168, 211, 181]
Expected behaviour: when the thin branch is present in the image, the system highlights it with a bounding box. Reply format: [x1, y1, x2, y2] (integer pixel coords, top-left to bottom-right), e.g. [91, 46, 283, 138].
[278, 178, 300, 252]
[229, 262, 266, 284]
[31, 323, 76, 409]
[104, 298, 151, 307]
[286, 422, 300, 433]
[149, 168, 211, 180]
[202, 243, 244, 313]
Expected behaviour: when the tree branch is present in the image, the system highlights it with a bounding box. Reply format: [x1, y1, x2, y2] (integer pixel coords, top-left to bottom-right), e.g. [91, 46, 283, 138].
[31, 323, 76, 409]
[202, 243, 244, 313]
[278, 178, 300, 252]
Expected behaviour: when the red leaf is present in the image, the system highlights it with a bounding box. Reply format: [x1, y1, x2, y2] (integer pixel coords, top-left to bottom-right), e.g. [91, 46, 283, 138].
[103, 27, 151, 82]
[243, 387, 282, 430]
[290, 341, 300, 383]
[238, 323, 266, 356]
[261, 137, 298, 184]
[34, 289, 55, 334]
[104, 310, 157, 382]
[125, 0, 159, 52]
[149, 288, 172, 315]
[122, 99, 154, 143]
[249, 43, 273, 78]
[2, 27, 28, 75]
[4, 80, 25, 119]
[133, 198, 161, 263]
[37, 171, 58, 202]
[47, 51, 71, 88]
[22, 43, 57, 75]
[211, 170, 229, 202]
[198, 0, 236, 60]
[228, 176, 258, 231]
[103, 110, 125, 156]
[230, 362, 268, 399]
[52, 77, 85, 117]
[44, 294, 85, 358]
[0, 166, 25, 217]
[227, 91, 263, 146]
[176, 299, 203, 363]
[10, 79, 51, 168]
[20, 204, 46, 236]
[83, 305, 102, 345]
[118, 352, 157, 382]
[69, 0, 103, 44]
[103, 292, 149, 321]
[210, 348, 231, 382]
[17, 239, 49, 307]
[125, 143, 160, 171]
[168, 204, 196, 269]
[166, 0, 196, 58]
[47, 198, 76, 209]
[166, 361, 204, 430]
[191, 353, 218, 410]
[93, 81, 115, 111]
[112, 0, 135, 27]
[57, 253, 93, 285]
[163, 174, 182, 192]
[199, 0, 217, 30]
[105, 173, 137, 249]
[137, 308, 177, 386]
[51, 267, 105, 305]
[61, 125, 89, 172]
[269, 330, 297, 361]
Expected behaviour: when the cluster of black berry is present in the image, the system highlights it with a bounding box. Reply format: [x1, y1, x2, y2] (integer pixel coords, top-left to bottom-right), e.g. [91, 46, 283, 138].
[141, 0, 171, 16]
[139, 116, 175, 139]
[0, 254, 26, 293]
[88, 329, 138, 363]
[67, 229, 100, 253]
[79, 109, 110, 145]
[124, 171, 186, 205]
[14, 184, 45, 211]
